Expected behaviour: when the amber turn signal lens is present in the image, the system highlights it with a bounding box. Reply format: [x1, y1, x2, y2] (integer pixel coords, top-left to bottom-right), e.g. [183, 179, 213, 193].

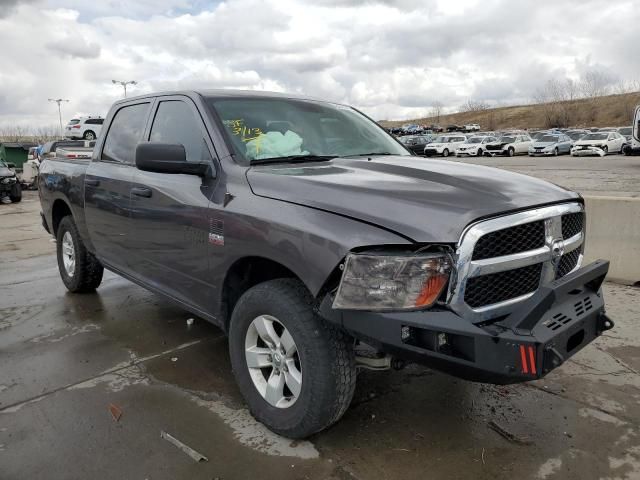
[414, 273, 448, 307]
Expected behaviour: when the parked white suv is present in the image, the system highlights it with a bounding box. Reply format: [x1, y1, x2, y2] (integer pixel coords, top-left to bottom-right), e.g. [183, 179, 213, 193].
[65, 117, 104, 140]
[485, 134, 532, 156]
[464, 123, 480, 132]
[424, 135, 467, 157]
[455, 135, 498, 157]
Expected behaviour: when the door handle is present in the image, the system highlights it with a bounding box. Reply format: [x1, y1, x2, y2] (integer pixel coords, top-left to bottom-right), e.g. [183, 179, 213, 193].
[131, 187, 152, 198]
[85, 179, 100, 186]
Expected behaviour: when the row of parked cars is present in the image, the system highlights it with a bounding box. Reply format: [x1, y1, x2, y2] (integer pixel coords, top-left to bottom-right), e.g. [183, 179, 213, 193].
[389, 123, 481, 136]
[399, 126, 632, 158]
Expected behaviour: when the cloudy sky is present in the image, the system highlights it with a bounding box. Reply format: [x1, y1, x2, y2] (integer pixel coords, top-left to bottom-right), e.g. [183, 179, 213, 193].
[0, 0, 638, 129]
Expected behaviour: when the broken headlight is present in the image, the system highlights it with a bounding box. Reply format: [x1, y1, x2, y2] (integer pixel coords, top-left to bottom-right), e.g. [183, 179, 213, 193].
[332, 252, 451, 311]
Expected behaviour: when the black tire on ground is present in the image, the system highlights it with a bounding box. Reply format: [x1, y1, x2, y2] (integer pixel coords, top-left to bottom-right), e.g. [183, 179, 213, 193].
[554, 147, 559, 156]
[9, 182, 21, 203]
[477, 148, 483, 157]
[83, 130, 96, 140]
[602, 145, 608, 155]
[228, 278, 357, 439]
[442, 148, 450, 157]
[508, 147, 515, 157]
[56, 216, 104, 293]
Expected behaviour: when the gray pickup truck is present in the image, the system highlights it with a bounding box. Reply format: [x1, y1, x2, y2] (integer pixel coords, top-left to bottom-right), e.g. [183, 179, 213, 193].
[39, 90, 614, 438]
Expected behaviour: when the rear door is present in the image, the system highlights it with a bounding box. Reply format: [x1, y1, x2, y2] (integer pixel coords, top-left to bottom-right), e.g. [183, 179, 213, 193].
[84, 101, 151, 273]
[128, 96, 219, 312]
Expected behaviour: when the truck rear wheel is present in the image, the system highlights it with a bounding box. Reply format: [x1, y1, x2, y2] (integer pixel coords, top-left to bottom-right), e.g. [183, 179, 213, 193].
[56, 216, 104, 293]
[228, 278, 356, 438]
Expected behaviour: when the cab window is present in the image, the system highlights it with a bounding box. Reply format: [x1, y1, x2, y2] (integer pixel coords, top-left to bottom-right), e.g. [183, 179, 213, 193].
[149, 100, 213, 163]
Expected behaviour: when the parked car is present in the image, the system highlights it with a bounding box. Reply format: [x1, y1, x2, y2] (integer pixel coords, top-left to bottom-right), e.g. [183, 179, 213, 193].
[596, 127, 617, 133]
[424, 134, 467, 157]
[39, 89, 613, 439]
[528, 134, 572, 156]
[571, 132, 625, 156]
[566, 130, 589, 143]
[530, 131, 548, 141]
[446, 124, 463, 132]
[485, 134, 532, 157]
[617, 126, 632, 141]
[65, 116, 104, 140]
[0, 157, 21, 203]
[455, 135, 497, 157]
[399, 134, 434, 155]
[464, 123, 481, 133]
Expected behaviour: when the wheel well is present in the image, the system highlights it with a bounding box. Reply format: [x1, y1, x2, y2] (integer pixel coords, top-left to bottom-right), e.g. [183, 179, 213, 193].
[51, 199, 72, 235]
[221, 257, 300, 331]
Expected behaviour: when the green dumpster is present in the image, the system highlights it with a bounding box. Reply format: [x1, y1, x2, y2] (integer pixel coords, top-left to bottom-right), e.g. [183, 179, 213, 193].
[0, 142, 37, 170]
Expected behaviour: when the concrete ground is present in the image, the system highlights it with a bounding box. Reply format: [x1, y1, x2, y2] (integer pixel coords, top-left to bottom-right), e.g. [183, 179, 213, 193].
[2, 191, 640, 480]
[453, 153, 640, 198]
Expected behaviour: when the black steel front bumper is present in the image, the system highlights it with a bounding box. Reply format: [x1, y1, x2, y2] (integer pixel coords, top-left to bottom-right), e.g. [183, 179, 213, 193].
[320, 260, 613, 384]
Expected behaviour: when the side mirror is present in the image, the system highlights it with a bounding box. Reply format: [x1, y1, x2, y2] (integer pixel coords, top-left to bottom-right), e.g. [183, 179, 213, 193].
[7, 163, 16, 169]
[135, 142, 210, 177]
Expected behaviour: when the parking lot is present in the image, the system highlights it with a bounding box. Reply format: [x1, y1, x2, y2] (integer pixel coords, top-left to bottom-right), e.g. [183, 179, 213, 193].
[2, 182, 639, 480]
[454, 154, 640, 198]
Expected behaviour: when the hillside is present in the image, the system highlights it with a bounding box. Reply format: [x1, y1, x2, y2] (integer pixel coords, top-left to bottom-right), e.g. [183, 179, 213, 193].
[381, 92, 640, 130]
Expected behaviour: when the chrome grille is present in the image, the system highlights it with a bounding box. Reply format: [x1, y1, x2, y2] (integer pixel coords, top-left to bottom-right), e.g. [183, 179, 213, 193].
[561, 212, 584, 240]
[556, 248, 581, 279]
[465, 263, 543, 308]
[449, 203, 585, 322]
[472, 221, 545, 260]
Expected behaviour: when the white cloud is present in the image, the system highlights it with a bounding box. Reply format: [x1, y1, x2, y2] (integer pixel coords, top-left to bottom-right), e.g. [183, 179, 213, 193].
[0, 0, 638, 128]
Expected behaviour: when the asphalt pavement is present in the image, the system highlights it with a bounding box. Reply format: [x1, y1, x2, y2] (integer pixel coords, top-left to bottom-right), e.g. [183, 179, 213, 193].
[1, 190, 639, 480]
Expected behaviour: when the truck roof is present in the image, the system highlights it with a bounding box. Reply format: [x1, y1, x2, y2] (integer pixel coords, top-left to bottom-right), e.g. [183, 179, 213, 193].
[111, 89, 340, 107]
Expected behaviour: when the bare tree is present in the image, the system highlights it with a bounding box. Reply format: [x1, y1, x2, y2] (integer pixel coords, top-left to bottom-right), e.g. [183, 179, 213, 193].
[33, 125, 59, 143]
[430, 101, 443, 124]
[580, 70, 614, 98]
[460, 99, 490, 113]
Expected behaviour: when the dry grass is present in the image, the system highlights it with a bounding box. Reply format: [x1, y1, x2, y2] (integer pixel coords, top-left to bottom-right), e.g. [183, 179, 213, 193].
[381, 92, 640, 130]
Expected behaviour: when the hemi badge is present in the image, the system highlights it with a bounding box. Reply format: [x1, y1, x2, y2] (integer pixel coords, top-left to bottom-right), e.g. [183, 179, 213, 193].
[209, 219, 225, 246]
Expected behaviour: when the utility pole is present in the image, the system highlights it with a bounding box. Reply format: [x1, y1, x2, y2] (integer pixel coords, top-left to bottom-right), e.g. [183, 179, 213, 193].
[48, 98, 70, 139]
[112, 79, 137, 98]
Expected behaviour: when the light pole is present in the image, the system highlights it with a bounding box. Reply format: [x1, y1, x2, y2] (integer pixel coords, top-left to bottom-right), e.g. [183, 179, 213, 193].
[48, 98, 70, 139]
[112, 79, 137, 98]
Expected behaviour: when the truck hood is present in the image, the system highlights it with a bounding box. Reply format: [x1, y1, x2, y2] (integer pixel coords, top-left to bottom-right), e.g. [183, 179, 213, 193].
[246, 156, 579, 243]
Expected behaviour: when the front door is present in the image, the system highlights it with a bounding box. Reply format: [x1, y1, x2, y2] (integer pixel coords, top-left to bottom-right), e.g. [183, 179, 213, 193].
[129, 97, 220, 312]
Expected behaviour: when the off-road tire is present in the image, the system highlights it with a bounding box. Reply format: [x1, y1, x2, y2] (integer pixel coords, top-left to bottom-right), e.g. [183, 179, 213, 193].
[56, 216, 103, 293]
[229, 278, 356, 438]
[9, 182, 21, 203]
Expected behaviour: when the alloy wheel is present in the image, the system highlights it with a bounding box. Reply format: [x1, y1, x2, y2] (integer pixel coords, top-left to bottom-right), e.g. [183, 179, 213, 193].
[245, 315, 302, 408]
[61, 231, 76, 277]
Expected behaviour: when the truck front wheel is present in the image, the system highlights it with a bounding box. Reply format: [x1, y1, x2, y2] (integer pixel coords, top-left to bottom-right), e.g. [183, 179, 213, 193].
[229, 278, 356, 438]
[56, 216, 104, 293]
[9, 182, 21, 203]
